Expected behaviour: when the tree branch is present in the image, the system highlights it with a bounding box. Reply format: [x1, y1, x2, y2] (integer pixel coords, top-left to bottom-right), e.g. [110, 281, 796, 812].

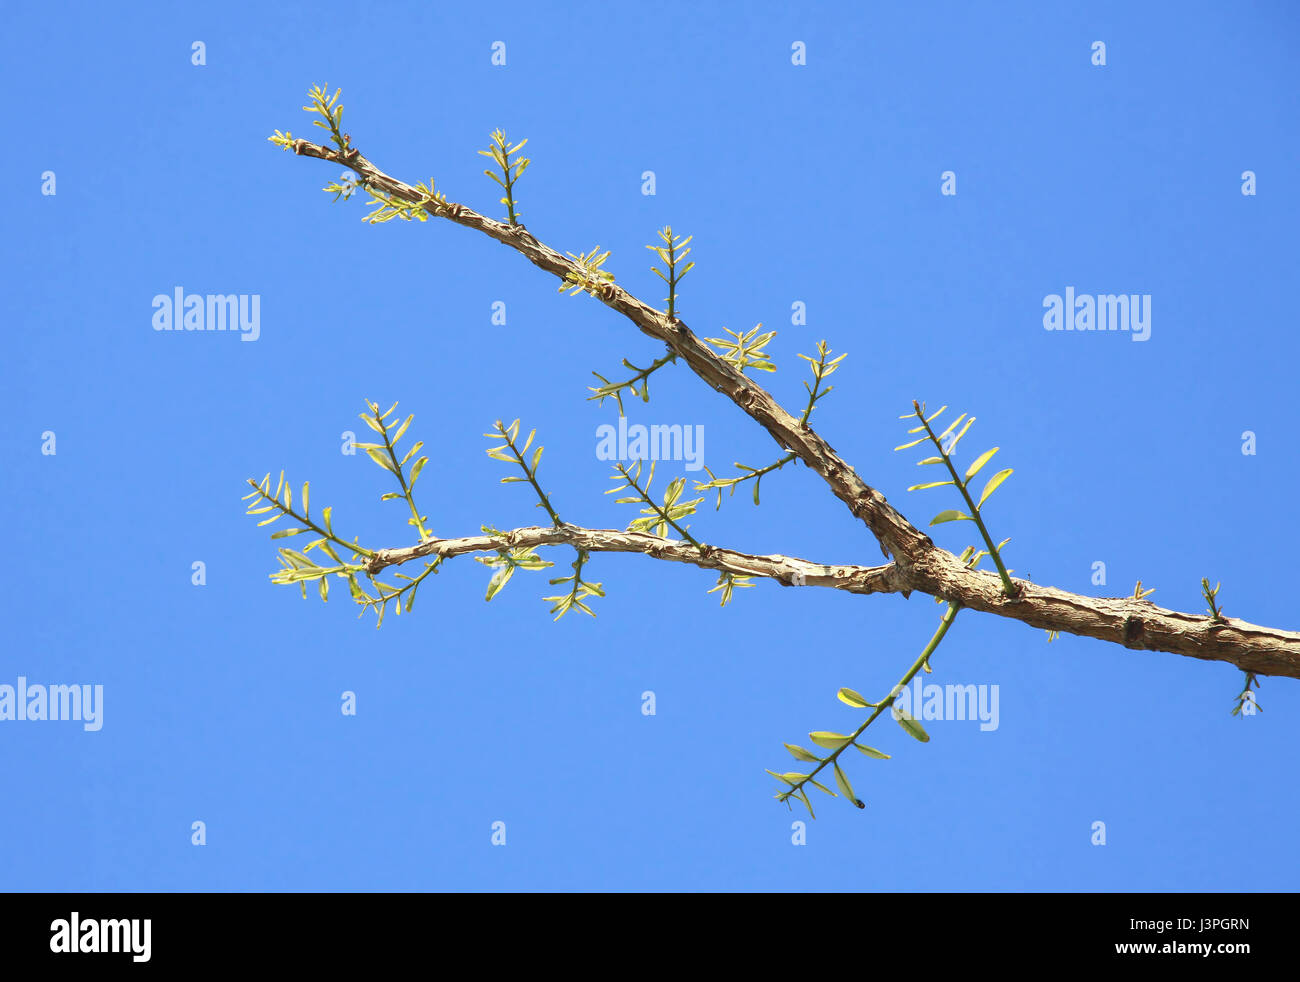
[279, 137, 1300, 682]
[905, 548, 1300, 679]
[361, 522, 1300, 679]
[364, 523, 906, 596]
[288, 137, 929, 564]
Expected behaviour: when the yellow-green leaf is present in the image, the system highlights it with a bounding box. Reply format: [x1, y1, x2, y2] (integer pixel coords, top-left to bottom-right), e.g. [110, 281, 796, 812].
[855, 745, 891, 760]
[833, 762, 856, 804]
[965, 447, 999, 481]
[977, 468, 1014, 509]
[391, 414, 413, 445]
[809, 731, 853, 749]
[945, 416, 976, 453]
[836, 688, 871, 708]
[765, 769, 808, 786]
[930, 509, 972, 525]
[365, 448, 398, 475]
[784, 743, 822, 762]
[937, 412, 968, 442]
[485, 565, 514, 601]
[896, 712, 930, 743]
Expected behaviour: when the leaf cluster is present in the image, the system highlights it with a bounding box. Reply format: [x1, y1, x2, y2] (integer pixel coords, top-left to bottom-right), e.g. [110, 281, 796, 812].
[897, 402, 1016, 596]
[704, 324, 777, 374]
[647, 226, 695, 319]
[478, 130, 530, 225]
[561, 246, 616, 297]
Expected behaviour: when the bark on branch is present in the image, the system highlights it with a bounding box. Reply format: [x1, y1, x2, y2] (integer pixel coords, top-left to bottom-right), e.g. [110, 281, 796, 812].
[283, 138, 1300, 682]
[292, 138, 927, 563]
[365, 524, 905, 595]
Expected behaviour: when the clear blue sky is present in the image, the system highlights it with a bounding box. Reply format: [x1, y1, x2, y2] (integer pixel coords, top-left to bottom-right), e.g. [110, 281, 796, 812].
[3, 1, 1297, 891]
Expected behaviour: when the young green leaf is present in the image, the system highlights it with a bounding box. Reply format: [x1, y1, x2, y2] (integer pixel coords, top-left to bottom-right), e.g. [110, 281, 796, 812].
[833, 762, 858, 805]
[797, 788, 816, 819]
[896, 712, 930, 743]
[977, 468, 1014, 509]
[784, 743, 822, 763]
[931, 509, 972, 525]
[391, 414, 413, 445]
[765, 770, 809, 786]
[965, 447, 999, 482]
[365, 448, 398, 475]
[809, 731, 853, 749]
[944, 416, 976, 454]
[485, 565, 515, 601]
[807, 778, 838, 797]
[854, 745, 891, 760]
[836, 688, 872, 708]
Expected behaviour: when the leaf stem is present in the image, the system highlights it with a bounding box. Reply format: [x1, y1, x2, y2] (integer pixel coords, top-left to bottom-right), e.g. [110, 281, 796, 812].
[245, 479, 375, 559]
[499, 423, 563, 527]
[617, 463, 704, 550]
[779, 602, 961, 807]
[914, 402, 1017, 596]
[376, 412, 430, 540]
[588, 348, 678, 414]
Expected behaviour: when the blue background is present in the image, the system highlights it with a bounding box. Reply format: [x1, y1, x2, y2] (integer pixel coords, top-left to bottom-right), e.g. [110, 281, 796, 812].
[2, 1, 1297, 891]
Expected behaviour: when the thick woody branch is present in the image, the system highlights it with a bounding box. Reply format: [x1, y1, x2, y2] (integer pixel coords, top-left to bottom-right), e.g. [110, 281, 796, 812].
[283, 138, 1300, 682]
[907, 549, 1300, 680]
[365, 524, 906, 596]
[364, 523, 1300, 679]
[290, 138, 929, 564]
